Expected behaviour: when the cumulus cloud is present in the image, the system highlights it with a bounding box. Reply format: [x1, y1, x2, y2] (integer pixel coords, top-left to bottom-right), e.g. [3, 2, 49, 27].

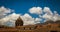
[39, 7, 60, 22]
[20, 13, 40, 25]
[29, 7, 60, 22]
[53, 11, 60, 21]
[43, 7, 53, 15]
[0, 6, 60, 27]
[0, 13, 41, 27]
[42, 13, 53, 20]
[34, 18, 41, 24]
[0, 13, 20, 27]
[20, 13, 35, 25]
[0, 6, 14, 18]
[0, 6, 41, 27]
[29, 7, 42, 14]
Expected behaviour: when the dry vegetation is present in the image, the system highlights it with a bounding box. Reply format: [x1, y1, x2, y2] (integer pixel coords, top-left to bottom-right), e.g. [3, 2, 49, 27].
[0, 17, 60, 32]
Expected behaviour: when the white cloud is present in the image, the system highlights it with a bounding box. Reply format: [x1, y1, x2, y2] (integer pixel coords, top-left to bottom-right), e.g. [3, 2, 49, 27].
[53, 11, 60, 21]
[0, 13, 41, 27]
[34, 18, 41, 24]
[20, 13, 35, 25]
[29, 7, 60, 22]
[0, 6, 14, 18]
[0, 13, 20, 27]
[0, 6, 60, 27]
[0, 6, 41, 27]
[20, 13, 41, 25]
[43, 7, 53, 15]
[39, 7, 60, 22]
[42, 13, 53, 20]
[29, 7, 42, 14]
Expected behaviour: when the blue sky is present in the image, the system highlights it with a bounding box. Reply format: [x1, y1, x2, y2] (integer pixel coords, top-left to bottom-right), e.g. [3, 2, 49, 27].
[0, 0, 60, 18]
